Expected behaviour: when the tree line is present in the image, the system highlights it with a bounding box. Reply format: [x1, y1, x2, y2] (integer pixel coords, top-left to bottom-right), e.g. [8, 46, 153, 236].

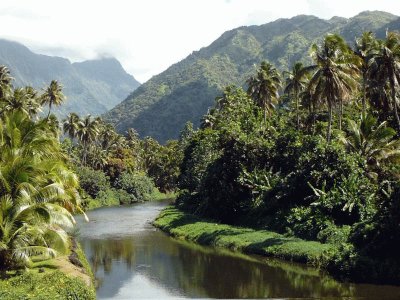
[177, 31, 400, 283]
[0, 70, 85, 269]
[0, 65, 181, 269]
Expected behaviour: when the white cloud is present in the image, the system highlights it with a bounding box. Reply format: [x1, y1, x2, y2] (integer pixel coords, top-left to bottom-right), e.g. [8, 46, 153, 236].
[0, 0, 400, 82]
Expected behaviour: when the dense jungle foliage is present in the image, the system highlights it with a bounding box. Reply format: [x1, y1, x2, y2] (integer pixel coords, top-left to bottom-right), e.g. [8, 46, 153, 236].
[61, 113, 181, 209]
[0, 66, 179, 275]
[176, 31, 400, 283]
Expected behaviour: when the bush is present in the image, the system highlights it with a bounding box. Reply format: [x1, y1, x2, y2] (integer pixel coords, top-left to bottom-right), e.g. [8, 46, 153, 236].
[178, 128, 221, 192]
[76, 166, 110, 198]
[115, 172, 156, 202]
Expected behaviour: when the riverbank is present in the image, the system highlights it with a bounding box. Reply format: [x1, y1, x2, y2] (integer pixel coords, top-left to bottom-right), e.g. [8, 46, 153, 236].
[154, 206, 338, 267]
[0, 241, 96, 300]
[85, 189, 176, 210]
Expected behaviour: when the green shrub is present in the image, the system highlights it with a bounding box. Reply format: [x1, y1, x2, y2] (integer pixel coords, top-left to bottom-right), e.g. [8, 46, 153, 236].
[178, 128, 221, 192]
[76, 166, 110, 198]
[95, 189, 123, 207]
[115, 172, 156, 202]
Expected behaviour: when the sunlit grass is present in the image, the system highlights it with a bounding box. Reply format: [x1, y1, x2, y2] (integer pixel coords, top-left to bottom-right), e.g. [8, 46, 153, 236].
[0, 242, 95, 299]
[154, 206, 338, 267]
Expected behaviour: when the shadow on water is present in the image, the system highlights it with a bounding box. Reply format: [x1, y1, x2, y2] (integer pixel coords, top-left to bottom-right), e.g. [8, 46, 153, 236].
[77, 202, 400, 299]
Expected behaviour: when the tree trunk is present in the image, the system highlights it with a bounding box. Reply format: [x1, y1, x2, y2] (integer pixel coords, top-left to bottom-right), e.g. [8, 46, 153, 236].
[82, 140, 87, 165]
[339, 99, 343, 131]
[362, 73, 367, 116]
[296, 92, 300, 129]
[263, 107, 267, 126]
[327, 102, 333, 143]
[68, 136, 74, 155]
[47, 103, 52, 120]
[392, 88, 400, 132]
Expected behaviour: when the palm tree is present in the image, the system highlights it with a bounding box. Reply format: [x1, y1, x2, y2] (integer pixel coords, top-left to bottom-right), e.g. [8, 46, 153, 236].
[0, 195, 75, 269]
[45, 114, 61, 138]
[76, 115, 99, 165]
[0, 87, 41, 117]
[98, 123, 118, 151]
[308, 34, 359, 142]
[87, 146, 108, 170]
[284, 62, 311, 128]
[41, 80, 65, 119]
[0, 111, 86, 268]
[24, 86, 41, 118]
[247, 61, 281, 125]
[354, 32, 378, 115]
[63, 112, 80, 144]
[368, 31, 400, 131]
[340, 113, 400, 177]
[0, 65, 13, 100]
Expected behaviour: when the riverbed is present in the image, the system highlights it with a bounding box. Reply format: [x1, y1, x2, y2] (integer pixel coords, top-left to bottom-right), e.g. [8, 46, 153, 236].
[77, 201, 400, 299]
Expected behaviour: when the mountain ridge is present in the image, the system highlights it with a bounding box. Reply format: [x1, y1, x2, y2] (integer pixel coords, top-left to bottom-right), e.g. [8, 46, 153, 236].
[0, 39, 140, 117]
[103, 11, 400, 143]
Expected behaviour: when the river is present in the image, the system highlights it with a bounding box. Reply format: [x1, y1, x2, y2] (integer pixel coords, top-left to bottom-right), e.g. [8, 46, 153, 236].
[77, 201, 400, 299]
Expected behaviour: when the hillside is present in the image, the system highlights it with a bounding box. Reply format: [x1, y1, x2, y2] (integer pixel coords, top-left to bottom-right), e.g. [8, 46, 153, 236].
[0, 39, 140, 117]
[103, 11, 400, 142]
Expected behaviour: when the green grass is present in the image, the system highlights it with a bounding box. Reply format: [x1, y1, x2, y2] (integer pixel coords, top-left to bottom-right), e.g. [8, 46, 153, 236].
[154, 206, 338, 267]
[0, 270, 95, 300]
[0, 241, 96, 300]
[149, 190, 176, 201]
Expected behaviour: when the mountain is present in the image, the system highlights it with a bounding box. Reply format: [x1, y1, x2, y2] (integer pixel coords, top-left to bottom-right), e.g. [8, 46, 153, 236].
[0, 39, 140, 117]
[103, 11, 400, 143]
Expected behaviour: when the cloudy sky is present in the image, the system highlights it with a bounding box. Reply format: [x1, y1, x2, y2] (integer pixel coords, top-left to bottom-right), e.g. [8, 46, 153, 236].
[0, 0, 400, 82]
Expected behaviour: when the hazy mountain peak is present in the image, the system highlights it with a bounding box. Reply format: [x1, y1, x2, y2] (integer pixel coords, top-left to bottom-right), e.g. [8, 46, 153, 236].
[0, 39, 140, 116]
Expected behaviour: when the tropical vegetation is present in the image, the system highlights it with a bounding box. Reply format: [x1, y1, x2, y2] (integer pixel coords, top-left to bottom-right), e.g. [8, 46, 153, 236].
[1, 15, 400, 295]
[0, 67, 95, 297]
[174, 31, 400, 283]
[60, 112, 181, 209]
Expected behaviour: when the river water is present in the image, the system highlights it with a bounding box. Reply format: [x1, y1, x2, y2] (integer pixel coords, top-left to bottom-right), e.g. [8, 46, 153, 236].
[77, 201, 400, 299]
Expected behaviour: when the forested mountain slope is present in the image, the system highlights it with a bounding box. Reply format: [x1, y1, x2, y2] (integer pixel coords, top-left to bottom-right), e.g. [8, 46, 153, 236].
[104, 11, 400, 142]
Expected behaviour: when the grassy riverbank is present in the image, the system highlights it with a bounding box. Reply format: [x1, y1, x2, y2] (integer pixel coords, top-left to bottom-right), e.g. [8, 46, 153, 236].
[0, 242, 96, 300]
[154, 206, 338, 267]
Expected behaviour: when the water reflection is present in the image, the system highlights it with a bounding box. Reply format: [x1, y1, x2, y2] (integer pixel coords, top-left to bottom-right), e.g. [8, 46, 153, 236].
[77, 203, 400, 299]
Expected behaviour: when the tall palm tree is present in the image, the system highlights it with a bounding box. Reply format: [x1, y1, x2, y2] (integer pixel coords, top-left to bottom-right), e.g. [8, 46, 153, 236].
[76, 115, 99, 165]
[98, 123, 118, 151]
[0, 87, 41, 118]
[41, 80, 65, 119]
[308, 34, 359, 142]
[247, 61, 281, 125]
[340, 113, 400, 176]
[354, 32, 378, 115]
[284, 62, 311, 128]
[0, 111, 86, 268]
[63, 113, 80, 142]
[368, 31, 400, 131]
[0, 65, 13, 101]
[87, 147, 108, 170]
[23, 86, 41, 118]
